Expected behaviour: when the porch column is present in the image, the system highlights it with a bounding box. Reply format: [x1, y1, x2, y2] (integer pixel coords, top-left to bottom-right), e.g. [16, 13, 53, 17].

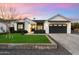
[28, 24, 31, 33]
[24, 22, 28, 30]
[14, 22, 17, 31]
[44, 21, 49, 34]
[67, 22, 71, 34]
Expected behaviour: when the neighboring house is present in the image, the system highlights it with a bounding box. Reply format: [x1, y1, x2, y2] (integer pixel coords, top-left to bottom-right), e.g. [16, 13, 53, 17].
[0, 22, 7, 33]
[0, 19, 8, 33]
[0, 14, 71, 34]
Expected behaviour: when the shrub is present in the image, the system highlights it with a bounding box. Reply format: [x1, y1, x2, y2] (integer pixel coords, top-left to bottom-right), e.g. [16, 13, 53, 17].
[71, 23, 79, 32]
[71, 23, 79, 30]
[34, 30, 45, 34]
[14, 30, 28, 34]
[21, 30, 28, 34]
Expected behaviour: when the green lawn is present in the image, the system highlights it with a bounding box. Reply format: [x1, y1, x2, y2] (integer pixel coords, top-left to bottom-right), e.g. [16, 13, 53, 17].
[0, 33, 50, 43]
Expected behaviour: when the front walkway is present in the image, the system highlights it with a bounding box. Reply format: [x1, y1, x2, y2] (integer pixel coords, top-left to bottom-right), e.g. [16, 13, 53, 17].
[49, 34, 79, 55]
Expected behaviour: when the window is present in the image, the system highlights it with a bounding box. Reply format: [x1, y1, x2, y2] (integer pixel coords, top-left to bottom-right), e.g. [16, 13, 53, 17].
[18, 24, 23, 29]
[54, 24, 57, 26]
[17, 23, 24, 30]
[58, 24, 62, 26]
[49, 24, 52, 26]
[63, 24, 67, 26]
[37, 25, 43, 30]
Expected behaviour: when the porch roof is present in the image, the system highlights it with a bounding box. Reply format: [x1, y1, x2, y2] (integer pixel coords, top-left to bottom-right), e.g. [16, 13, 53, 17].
[33, 20, 45, 23]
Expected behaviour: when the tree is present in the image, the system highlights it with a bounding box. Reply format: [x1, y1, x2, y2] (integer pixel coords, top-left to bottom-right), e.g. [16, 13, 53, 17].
[0, 4, 18, 39]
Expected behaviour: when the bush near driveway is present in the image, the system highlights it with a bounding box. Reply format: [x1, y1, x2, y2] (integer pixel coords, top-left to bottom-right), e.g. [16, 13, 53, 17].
[71, 23, 79, 32]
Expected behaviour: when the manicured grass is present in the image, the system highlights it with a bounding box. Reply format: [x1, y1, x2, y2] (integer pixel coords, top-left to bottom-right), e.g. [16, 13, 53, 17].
[0, 33, 50, 43]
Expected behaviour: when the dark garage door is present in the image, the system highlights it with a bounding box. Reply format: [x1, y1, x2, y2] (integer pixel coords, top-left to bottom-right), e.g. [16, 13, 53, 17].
[49, 24, 67, 33]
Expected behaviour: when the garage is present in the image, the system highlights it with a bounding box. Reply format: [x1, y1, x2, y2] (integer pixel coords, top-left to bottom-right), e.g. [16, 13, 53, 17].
[44, 14, 71, 34]
[49, 24, 67, 33]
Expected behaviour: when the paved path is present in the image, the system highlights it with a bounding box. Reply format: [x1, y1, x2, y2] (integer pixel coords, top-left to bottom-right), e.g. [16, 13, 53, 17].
[49, 34, 79, 55]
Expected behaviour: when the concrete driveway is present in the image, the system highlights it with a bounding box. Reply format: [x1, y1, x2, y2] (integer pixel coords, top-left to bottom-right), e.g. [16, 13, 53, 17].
[49, 34, 79, 55]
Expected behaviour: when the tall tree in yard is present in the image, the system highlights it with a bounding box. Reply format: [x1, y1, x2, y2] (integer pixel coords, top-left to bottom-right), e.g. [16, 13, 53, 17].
[0, 4, 18, 39]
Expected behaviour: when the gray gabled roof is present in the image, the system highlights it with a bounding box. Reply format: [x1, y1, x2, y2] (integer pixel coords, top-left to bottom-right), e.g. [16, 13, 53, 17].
[48, 14, 71, 22]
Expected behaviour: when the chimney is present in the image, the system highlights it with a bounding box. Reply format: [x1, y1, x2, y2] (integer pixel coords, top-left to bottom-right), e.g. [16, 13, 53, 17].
[33, 18, 36, 20]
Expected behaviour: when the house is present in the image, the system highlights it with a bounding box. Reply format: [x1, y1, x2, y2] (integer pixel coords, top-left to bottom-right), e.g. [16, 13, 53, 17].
[0, 14, 71, 34]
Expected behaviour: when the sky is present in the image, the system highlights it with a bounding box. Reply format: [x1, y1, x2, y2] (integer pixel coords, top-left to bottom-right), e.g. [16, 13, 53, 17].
[0, 3, 79, 20]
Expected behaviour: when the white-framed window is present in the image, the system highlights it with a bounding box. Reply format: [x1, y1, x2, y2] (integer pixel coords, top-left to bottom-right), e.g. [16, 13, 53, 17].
[63, 24, 67, 26]
[18, 24, 23, 29]
[54, 24, 57, 26]
[58, 24, 62, 26]
[17, 23, 24, 30]
[49, 24, 52, 26]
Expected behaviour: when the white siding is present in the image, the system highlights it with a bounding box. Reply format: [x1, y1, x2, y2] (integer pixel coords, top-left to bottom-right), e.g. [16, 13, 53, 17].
[24, 22, 29, 31]
[44, 21, 49, 33]
[50, 16, 67, 21]
[67, 22, 71, 34]
[10, 22, 15, 27]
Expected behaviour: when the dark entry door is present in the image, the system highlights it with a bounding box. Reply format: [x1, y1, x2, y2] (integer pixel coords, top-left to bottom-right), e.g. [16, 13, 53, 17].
[49, 24, 67, 33]
[9, 27, 14, 33]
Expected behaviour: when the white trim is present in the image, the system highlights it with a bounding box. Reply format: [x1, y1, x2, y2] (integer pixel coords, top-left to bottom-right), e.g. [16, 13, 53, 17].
[67, 22, 71, 34]
[44, 21, 49, 34]
[14, 22, 17, 31]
